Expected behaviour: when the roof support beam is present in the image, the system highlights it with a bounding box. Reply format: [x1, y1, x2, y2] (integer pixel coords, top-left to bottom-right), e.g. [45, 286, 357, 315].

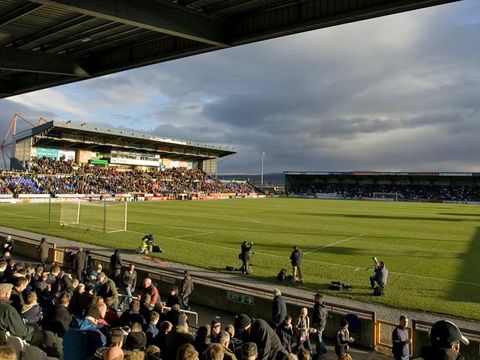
[28, 0, 228, 47]
[0, 47, 90, 77]
[0, 3, 43, 27]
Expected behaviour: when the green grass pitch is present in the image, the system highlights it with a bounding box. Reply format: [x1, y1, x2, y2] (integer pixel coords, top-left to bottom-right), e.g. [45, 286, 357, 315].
[0, 198, 479, 320]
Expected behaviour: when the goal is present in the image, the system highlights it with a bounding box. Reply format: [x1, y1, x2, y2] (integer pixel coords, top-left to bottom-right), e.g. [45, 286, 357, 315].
[59, 198, 128, 233]
[371, 192, 403, 201]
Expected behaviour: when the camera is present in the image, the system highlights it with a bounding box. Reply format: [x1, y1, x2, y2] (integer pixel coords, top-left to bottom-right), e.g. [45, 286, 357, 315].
[372, 256, 379, 266]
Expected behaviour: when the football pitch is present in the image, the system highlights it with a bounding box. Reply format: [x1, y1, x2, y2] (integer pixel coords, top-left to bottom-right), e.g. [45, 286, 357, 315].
[0, 198, 479, 320]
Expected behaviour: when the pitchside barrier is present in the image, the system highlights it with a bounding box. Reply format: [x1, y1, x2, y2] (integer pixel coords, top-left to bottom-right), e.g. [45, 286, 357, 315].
[3, 231, 480, 359]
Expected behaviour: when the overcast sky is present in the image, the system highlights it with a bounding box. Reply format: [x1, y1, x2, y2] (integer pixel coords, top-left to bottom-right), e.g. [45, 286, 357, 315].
[1, 0, 479, 174]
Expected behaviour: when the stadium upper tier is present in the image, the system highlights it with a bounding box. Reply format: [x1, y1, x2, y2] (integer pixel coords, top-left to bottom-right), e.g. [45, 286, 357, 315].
[0, 157, 255, 197]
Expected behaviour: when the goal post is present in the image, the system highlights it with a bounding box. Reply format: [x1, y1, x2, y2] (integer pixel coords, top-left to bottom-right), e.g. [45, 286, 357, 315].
[58, 198, 128, 233]
[371, 192, 403, 201]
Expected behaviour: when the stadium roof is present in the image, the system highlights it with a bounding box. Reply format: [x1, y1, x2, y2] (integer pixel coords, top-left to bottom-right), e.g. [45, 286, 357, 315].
[15, 120, 235, 160]
[0, 0, 459, 98]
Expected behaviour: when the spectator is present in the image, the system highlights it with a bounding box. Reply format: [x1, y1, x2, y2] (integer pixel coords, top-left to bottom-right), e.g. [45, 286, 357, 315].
[210, 319, 221, 343]
[165, 314, 194, 359]
[119, 298, 146, 328]
[146, 311, 160, 345]
[120, 263, 137, 310]
[194, 325, 211, 355]
[272, 289, 287, 328]
[103, 327, 125, 360]
[180, 270, 194, 310]
[335, 319, 354, 359]
[201, 343, 224, 360]
[234, 314, 287, 360]
[2, 235, 13, 256]
[47, 292, 73, 337]
[10, 277, 28, 313]
[276, 315, 294, 353]
[154, 320, 173, 354]
[63, 305, 107, 360]
[97, 272, 119, 308]
[177, 343, 199, 360]
[290, 246, 304, 284]
[37, 237, 49, 267]
[140, 278, 160, 315]
[0, 282, 34, 341]
[218, 330, 237, 360]
[421, 320, 469, 360]
[294, 308, 312, 355]
[21, 291, 43, 325]
[74, 247, 87, 282]
[126, 322, 147, 351]
[166, 286, 182, 308]
[241, 342, 258, 360]
[110, 249, 123, 286]
[392, 315, 412, 360]
[312, 293, 328, 356]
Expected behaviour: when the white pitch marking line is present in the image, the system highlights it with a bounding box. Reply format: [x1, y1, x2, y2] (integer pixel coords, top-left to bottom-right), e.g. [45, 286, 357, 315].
[304, 232, 370, 255]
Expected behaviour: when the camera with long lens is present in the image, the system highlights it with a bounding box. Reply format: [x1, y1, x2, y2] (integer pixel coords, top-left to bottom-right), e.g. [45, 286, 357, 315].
[372, 256, 379, 266]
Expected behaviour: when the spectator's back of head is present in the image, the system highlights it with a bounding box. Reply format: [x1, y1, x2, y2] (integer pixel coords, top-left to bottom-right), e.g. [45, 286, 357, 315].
[177, 343, 198, 360]
[204, 343, 224, 360]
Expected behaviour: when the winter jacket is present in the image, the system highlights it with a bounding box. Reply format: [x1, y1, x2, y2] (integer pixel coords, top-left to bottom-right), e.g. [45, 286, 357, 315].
[63, 317, 106, 360]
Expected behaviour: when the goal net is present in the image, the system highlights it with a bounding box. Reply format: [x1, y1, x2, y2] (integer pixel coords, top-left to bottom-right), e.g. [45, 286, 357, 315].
[371, 192, 403, 201]
[59, 198, 128, 233]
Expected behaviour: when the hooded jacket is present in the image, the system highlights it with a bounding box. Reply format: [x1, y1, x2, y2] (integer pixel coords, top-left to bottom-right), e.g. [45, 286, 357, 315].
[63, 317, 106, 360]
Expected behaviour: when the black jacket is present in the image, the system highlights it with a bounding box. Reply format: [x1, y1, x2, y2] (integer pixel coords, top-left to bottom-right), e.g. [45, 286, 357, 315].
[275, 323, 294, 353]
[312, 302, 328, 330]
[249, 318, 287, 360]
[0, 298, 34, 339]
[290, 249, 303, 267]
[271, 295, 287, 327]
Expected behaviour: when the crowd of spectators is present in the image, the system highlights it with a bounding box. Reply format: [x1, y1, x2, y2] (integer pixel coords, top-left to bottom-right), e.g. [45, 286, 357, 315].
[289, 183, 480, 201]
[0, 238, 332, 360]
[0, 157, 255, 197]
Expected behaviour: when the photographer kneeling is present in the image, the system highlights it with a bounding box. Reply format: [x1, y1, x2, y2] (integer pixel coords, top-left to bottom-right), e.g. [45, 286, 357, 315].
[369, 257, 388, 292]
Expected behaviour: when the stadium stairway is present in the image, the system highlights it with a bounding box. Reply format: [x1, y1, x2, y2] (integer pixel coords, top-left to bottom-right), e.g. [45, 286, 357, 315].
[1, 225, 478, 360]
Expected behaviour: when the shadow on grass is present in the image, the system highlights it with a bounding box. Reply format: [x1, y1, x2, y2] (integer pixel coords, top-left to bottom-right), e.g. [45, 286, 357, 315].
[296, 213, 463, 222]
[438, 212, 480, 217]
[447, 227, 480, 304]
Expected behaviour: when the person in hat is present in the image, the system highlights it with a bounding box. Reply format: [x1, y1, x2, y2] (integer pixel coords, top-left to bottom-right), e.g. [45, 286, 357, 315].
[335, 319, 354, 359]
[0, 282, 34, 340]
[63, 305, 107, 360]
[210, 318, 222, 343]
[415, 320, 469, 360]
[97, 271, 119, 308]
[235, 313, 288, 360]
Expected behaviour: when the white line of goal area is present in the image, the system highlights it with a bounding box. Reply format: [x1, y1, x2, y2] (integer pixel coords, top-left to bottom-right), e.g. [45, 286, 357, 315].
[303, 232, 370, 255]
[127, 229, 480, 288]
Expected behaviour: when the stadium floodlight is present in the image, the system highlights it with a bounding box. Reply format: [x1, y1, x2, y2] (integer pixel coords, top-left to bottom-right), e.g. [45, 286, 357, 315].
[58, 198, 127, 233]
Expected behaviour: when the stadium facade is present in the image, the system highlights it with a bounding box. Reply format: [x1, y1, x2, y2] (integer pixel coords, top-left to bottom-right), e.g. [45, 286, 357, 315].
[11, 120, 235, 175]
[285, 171, 480, 202]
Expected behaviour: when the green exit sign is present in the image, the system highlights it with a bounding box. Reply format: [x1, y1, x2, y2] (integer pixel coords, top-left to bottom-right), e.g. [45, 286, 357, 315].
[227, 291, 254, 305]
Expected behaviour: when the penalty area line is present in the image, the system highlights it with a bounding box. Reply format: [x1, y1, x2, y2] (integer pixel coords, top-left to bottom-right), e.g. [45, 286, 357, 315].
[304, 232, 370, 255]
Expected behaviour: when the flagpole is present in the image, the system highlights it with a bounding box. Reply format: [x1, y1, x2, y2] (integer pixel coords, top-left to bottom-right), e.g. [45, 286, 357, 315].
[261, 152, 265, 185]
